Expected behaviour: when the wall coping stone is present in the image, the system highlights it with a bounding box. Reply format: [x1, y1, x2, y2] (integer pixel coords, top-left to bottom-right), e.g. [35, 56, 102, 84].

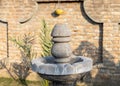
[36, 0, 84, 2]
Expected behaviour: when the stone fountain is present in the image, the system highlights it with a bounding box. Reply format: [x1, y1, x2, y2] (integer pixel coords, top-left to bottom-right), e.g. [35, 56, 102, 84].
[31, 24, 93, 86]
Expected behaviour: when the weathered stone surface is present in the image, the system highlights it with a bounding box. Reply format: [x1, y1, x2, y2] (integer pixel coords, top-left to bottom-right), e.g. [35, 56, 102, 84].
[51, 43, 72, 58]
[52, 37, 70, 42]
[51, 24, 71, 37]
[51, 24, 73, 63]
[31, 56, 93, 75]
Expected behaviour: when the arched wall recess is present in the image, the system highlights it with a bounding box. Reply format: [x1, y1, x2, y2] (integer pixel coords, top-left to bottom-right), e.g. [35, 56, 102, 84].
[80, 0, 103, 64]
[84, 0, 120, 63]
[0, 0, 38, 58]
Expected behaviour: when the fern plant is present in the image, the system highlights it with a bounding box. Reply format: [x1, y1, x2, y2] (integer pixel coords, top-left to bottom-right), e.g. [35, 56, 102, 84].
[40, 19, 52, 57]
[39, 19, 52, 86]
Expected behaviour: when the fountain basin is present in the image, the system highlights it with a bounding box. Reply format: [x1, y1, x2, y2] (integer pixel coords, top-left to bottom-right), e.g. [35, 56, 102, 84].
[31, 56, 92, 75]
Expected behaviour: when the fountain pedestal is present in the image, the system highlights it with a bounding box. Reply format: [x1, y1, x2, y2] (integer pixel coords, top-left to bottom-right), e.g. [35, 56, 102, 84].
[40, 74, 79, 86]
[31, 24, 93, 86]
[51, 81, 74, 86]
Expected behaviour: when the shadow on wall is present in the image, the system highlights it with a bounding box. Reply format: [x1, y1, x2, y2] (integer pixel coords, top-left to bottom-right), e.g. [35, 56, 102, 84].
[73, 41, 115, 66]
[73, 41, 100, 64]
[73, 41, 120, 86]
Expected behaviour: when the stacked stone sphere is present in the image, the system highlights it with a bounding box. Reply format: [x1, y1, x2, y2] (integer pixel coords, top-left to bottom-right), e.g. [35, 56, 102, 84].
[51, 24, 72, 63]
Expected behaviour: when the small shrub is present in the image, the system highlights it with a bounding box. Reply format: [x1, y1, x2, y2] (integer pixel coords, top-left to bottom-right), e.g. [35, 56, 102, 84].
[10, 33, 36, 85]
[0, 58, 7, 69]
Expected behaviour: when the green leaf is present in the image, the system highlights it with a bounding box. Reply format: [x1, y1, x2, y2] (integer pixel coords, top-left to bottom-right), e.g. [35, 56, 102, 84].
[39, 19, 52, 57]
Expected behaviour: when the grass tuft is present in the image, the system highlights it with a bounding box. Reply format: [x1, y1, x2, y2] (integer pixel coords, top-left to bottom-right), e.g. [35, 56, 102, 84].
[0, 77, 43, 86]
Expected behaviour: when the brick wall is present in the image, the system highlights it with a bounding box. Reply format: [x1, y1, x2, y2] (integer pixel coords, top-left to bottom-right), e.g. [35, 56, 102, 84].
[0, 0, 120, 84]
[84, 0, 120, 84]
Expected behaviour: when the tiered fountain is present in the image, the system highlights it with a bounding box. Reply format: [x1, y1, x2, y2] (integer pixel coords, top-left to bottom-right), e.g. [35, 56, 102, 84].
[31, 24, 93, 86]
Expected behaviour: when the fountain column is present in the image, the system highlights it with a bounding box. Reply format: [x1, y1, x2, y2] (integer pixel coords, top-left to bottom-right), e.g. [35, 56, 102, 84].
[48, 24, 76, 86]
[51, 24, 72, 63]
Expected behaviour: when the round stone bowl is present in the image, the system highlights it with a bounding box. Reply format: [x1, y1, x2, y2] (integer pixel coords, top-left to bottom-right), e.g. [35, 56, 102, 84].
[31, 55, 93, 82]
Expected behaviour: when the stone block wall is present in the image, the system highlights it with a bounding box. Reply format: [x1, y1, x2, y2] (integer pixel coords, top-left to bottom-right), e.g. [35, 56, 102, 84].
[0, 0, 120, 84]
